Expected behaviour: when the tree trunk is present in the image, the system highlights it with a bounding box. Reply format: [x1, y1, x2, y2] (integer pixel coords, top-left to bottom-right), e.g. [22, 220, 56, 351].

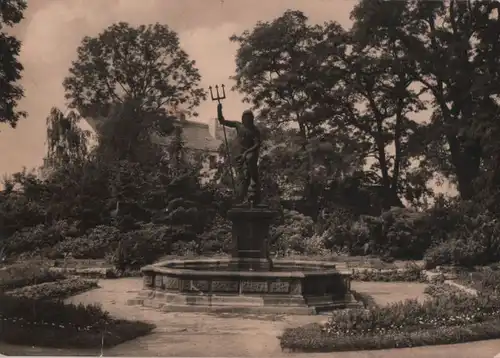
[447, 133, 482, 200]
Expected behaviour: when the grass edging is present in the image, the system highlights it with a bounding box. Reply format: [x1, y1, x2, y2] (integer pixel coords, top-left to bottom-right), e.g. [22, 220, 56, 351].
[279, 320, 500, 352]
[0, 319, 155, 349]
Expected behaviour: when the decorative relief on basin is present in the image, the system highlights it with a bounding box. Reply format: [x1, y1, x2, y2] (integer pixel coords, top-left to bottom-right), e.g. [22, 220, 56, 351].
[139, 259, 355, 312]
[164, 277, 179, 291]
[184, 280, 210, 292]
[241, 281, 268, 293]
[144, 275, 153, 288]
[212, 280, 239, 292]
[290, 281, 302, 295]
[269, 281, 290, 293]
[154, 275, 164, 289]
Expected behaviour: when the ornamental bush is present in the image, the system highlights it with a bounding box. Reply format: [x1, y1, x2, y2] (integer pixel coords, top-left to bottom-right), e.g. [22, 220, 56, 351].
[50, 225, 121, 259]
[271, 210, 328, 256]
[4, 220, 80, 256]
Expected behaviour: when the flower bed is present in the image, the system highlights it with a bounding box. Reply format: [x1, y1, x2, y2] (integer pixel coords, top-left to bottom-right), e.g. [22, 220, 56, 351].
[280, 320, 500, 352]
[0, 294, 155, 348]
[6, 277, 99, 300]
[280, 293, 500, 352]
[351, 263, 425, 282]
[49, 266, 118, 279]
[0, 263, 65, 292]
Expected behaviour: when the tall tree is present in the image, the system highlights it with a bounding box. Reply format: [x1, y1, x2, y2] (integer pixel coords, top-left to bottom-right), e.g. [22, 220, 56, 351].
[351, 0, 500, 200]
[320, 16, 427, 208]
[230, 10, 329, 142]
[0, 0, 27, 126]
[232, 9, 426, 208]
[230, 11, 362, 203]
[63, 22, 206, 119]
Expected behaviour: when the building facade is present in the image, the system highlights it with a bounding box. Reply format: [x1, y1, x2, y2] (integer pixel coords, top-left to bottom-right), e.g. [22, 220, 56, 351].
[82, 108, 235, 181]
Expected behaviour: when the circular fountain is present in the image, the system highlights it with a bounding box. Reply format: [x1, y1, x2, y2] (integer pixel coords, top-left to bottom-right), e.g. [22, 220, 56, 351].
[130, 206, 359, 314]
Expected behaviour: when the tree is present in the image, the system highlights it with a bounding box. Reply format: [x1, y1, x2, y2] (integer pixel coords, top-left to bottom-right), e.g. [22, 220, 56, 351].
[350, 0, 500, 200]
[230, 10, 330, 142]
[321, 14, 427, 208]
[63, 22, 206, 119]
[231, 9, 427, 209]
[0, 0, 27, 126]
[45, 108, 91, 169]
[230, 11, 362, 204]
[93, 99, 172, 165]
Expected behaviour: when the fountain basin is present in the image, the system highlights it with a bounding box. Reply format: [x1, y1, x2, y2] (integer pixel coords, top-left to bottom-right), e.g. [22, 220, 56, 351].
[129, 258, 360, 314]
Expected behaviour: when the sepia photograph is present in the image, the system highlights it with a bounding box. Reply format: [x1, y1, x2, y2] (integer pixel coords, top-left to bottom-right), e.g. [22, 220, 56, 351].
[1, 0, 500, 357]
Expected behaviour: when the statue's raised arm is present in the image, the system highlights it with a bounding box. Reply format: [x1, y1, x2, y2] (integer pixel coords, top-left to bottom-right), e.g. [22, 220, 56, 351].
[217, 103, 240, 128]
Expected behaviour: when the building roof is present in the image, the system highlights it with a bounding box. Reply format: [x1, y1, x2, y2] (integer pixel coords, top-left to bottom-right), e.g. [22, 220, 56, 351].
[154, 119, 222, 153]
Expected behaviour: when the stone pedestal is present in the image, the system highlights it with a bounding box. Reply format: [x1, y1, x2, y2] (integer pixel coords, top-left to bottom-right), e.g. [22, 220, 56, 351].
[227, 205, 277, 271]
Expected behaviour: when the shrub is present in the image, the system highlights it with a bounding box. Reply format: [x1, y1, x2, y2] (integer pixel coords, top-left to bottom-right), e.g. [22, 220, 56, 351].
[112, 223, 171, 270]
[49, 225, 121, 259]
[0, 263, 65, 292]
[423, 202, 500, 268]
[424, 283, 468, 298]
[198, 215, 232, 254]
[424, 235, 492, 269]
[324, 207, 431, 259]
[352, 207, 431, 260]
[0, 189, 47, 237]
[317, 207, 358, 253]
[272, 210, 328, 256]
[331, 201, 500, 264]
[6, 277, 98, 300]
[4, 220, 79, 256]
[381, 208, 431, 259]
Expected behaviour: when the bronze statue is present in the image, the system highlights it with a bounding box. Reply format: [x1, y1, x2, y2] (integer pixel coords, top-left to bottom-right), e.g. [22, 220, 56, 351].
[217, 103, 261, 206]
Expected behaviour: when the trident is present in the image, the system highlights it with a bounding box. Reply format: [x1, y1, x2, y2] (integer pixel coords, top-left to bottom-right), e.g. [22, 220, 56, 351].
[209, 84, 235, 191]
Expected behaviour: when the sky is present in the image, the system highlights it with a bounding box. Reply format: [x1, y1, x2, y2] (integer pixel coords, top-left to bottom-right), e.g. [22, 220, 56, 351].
[1, 0, 357, 176]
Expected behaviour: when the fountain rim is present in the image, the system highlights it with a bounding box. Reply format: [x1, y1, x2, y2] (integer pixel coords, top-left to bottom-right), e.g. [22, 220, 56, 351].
[141, 258, 342, 279]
